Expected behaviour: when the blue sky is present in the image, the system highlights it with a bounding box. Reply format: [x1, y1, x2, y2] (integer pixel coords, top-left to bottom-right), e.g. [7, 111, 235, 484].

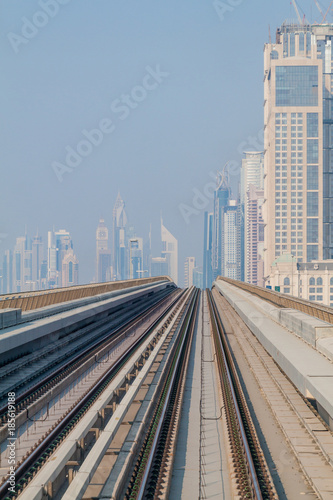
[0, 0, 329, 285]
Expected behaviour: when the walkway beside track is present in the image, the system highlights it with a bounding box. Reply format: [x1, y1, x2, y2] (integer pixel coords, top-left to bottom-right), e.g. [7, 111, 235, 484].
[169, 292, 231, 499]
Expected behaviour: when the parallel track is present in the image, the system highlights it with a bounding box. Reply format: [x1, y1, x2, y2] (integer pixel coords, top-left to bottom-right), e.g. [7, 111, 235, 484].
[0, 289, 184, 500]
[207, 289, 277, 500]
[0, 288, 175, 425]
[124, 288, 200, 500]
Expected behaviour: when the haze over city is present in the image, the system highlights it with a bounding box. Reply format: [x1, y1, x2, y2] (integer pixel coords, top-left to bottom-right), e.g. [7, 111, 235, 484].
[1, 1, 319, 286]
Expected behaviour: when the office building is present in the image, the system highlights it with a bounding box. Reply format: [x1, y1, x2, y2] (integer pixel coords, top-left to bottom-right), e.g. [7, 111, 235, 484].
[161, 220, 178, 284]
[62, 248, 79, 287]
[246, 185, 265, 286]
[203, 211, 213, 289]
[151, 257, 168, 277]
[264, 23, 333, 284]
[241, 152, 264, 285]
[32, 232, 43, 288]
[193, 266, 203, 289]
[129, 238, 143, 279]
[184, 257, 196, 288]
[96, 218, 111, 283]
[112, 192, 128, 281]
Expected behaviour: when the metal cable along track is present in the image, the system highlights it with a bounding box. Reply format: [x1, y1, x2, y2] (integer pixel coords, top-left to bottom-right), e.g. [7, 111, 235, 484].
[0, 288, 174, 425]
[207, 289, 277, 500]
[0, 290, 184, 500]
[124, 288, 200, 500]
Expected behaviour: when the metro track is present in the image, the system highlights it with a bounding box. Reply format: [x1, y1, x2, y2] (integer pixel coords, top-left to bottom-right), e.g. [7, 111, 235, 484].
[0, 287, 176, 426]
[0, 288, 185, 500]
[124, 288, 200, 500]
[207, 289, 277, 500]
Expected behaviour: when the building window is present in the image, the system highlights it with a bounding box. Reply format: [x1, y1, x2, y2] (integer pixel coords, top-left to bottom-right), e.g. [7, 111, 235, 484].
[275, 66, 318, 107]
[307, 113, 318, 138]
[284, 287, 290, 293]
[317, 277, 323, 286]
[309, 277, 315, 286]
[284, 277, 290, 286]
[307, 192, 318, 216]
[309, 295, 316, 301]
[271, 50, 279, 60]
[317, 288, 323, 293]
[307, 165, 318, 190]
[307, 139, 319, 164]
[307, 218, 318, 243]
[307, 245, 318, 261]
[309, 287, 316, 293]
[317, 295, 323, 301]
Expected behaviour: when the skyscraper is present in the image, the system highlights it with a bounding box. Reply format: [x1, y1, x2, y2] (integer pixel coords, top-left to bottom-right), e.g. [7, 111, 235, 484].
[96, 218, 111, 283]
[161, 220, 178, 284]
[223, 201, 240, 279]
[54, 230, 72, 287]
[112, 192, 128, 281]
[184, 257, 196, 288]
[47, 230, 58, 287]
[212, 171, 230, 280]
[264, 23, 333, 282]
[203, 211, 213, 289]
[32, 232, 43, 288]
[241, 152, 264, 285]
[246, 184, 265, 286]
[2, 250, 12, 294]
[129, 238, 143, 279]
[13, 235, 32, 292]
[62, 248, 79, 287]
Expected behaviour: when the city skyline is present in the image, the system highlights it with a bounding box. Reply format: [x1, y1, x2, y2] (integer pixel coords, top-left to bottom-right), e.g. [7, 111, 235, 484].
[1, 2, 305, 286]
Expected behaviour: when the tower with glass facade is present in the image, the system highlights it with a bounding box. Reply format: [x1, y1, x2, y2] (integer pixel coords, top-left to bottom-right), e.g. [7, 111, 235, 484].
[264, 23, 333, 281]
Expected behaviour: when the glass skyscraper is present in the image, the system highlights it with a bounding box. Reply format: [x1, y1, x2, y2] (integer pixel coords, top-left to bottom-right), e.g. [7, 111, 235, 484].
[264, 23, 333, 280]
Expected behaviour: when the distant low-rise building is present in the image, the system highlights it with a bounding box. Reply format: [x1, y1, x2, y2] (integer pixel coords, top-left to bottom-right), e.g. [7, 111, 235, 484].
[266, 253, 333, 307]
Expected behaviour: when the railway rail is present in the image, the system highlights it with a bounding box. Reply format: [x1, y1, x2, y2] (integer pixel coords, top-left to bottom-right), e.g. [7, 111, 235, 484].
[212, 287, 333, 499]
[0, 288, 184, 499]
[123, 288, 200, 500]
[0, 287, 175, 426]
[207, 289, 277, 500]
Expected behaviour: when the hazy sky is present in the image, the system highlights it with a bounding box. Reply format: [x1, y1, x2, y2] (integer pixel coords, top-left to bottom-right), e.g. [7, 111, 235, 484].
[0, 1, 328, 285]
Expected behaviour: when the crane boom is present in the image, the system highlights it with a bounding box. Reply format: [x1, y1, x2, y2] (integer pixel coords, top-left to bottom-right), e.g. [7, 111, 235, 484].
[314, 0, 324, 17]
[321, 0, 333, 23]
[292, 0, 303, 23]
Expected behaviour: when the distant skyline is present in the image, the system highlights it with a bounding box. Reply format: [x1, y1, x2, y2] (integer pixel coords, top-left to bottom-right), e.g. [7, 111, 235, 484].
[1, 1, 331, 285]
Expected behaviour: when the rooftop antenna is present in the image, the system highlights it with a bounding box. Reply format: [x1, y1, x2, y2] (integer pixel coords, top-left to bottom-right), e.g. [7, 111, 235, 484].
[269, 24, 271, 43]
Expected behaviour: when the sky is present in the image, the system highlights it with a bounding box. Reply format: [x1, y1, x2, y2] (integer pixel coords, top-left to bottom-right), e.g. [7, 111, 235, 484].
[0, 0, 329, 286]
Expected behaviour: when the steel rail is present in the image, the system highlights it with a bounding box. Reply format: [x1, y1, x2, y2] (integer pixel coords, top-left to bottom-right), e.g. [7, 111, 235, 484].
[137, 291, 198, 499]
[126, 288, 199, 500]
[207, 289, 263, 500]
[0, 288, 175, 421]
[0, 289, 185, 500]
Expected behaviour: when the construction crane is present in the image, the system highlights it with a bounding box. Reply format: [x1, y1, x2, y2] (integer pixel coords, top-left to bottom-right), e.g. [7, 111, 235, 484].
[321, 0, 333, 23]
[292, 0, 303, 23]
[314, 0, 324, 18]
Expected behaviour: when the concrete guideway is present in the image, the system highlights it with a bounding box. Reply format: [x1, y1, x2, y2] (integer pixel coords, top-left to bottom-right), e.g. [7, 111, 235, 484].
[213, 289, 333, 499]
[215, 279, 333, 431]
[169, 292, 232, 499]
[15, 288, 192, 500]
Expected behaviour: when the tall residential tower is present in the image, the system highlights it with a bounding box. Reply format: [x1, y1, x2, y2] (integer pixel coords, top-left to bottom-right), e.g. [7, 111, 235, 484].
[264, 23, 333, 282]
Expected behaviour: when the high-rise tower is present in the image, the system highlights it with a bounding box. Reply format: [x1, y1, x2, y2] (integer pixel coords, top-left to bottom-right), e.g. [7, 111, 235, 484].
[96, 218, 111, 283]
[264, 23, 333, 281]
[112, 192, 128, 281]
[161, 220, 178, 284]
